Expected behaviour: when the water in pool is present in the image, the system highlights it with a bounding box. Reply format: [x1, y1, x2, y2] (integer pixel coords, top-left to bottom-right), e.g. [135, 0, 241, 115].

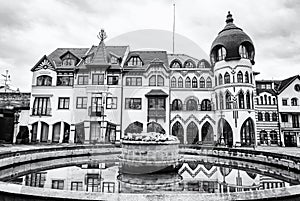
[8, 161, 299, 194]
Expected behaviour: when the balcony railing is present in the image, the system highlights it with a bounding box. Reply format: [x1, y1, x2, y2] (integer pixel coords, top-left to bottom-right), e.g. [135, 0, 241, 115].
[32, 107, 51, 116]
[88, 106, 103, 117]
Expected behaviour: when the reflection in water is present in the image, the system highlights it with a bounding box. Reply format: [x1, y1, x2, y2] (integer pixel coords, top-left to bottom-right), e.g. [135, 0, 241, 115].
[8, 162, 295, 194]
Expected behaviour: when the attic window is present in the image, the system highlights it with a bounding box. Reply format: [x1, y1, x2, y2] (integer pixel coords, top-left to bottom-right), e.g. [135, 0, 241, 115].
[111, 56, 118, 64]
[127, 56, 142, 67]
[239, 45, 248, 59]
[199, 61, 205, 68]
[217, 47, 226, 61]
[63, 58, 75, 66]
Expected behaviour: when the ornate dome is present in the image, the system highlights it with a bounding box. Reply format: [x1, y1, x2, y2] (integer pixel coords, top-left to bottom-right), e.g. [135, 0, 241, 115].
[210, 12, 255, 65]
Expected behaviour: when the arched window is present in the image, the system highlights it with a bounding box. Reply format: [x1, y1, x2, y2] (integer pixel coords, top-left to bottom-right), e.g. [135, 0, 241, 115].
[246, 91, 251, 109]
[256, 98, 259, 105]
[187, 122, 199, 144]
[171, 99, 182, 111]
[260, 130, 268, 145]
[219, 74, 223, 85]
[273, 98, 276, 105]
[198, 61, 205, 68]
[270, 130, 278, 144]
[178, 77, 183, 88]
[260, 96, 263, 105]
[291, 98, 298, 106]
[184, 60, 195, 68]
[199, 77, 205, 88]
[245, 71, 249, 83]
[240, 118, 255, 146]
[206, 77, 212, 88]
[250, 73, 253, 84]
[237, 71, 243, 83]
[185, 77, 191, 88]
[157, 75, 164, 86]
[251, 92, 254, 109]
[258, 112, 263, 121]
[217, 47, 226, 61]
[215, 76, 218, 86]
[192, 77, 198, 88]
[186, 99, 198, 111]
[172, 122, 184, 144]
[219, 92, 224, 110]
[224, 72, 230, 84]
[37, 75, 52, 86]
[268, 96, 271, 105]
[238, 91, 244, 109]
[265, 112, 270, 121]
[170, 60, 182, 68]
[272, 113, 277, 121]
[202, 122, 214, 144]
[239, 45, 248, 58]
[264, 95, 267, 106]
[149, 75, 156, 86]
[171, 77, 176, 88]
[215, 94, 218, 110]
[225, 92, 232, 109]
[201, 99, 211, 111]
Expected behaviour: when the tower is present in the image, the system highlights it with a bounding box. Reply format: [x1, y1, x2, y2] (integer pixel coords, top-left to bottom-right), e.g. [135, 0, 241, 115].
[211, 12, 256, 147]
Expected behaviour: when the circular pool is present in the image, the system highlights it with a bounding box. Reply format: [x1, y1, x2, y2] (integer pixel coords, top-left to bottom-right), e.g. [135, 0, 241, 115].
[0, 145, 300, 201]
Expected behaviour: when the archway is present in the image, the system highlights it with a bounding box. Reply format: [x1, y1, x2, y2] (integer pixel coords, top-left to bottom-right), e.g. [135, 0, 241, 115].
[240, 118, 255, 146]
[124, 121, 143, 134]
[40, 122, 49, 142]
[201, 122, 214, 144]
[52, 122, 61, 143]
[31, 122, 38, 142]
[147, 122, 165, 134]
[172, 121, 184, 144]
[217, 119, 233, 147]
[63, 122, 70, 143]
[187, 122, 199, 144]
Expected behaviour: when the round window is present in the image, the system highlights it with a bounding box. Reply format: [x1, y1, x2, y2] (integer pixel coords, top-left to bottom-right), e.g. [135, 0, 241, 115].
[295, 84, 300, 92]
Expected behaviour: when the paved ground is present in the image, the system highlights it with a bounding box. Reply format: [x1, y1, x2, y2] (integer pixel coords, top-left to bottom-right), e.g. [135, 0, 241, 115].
[0, 143, 300, 157]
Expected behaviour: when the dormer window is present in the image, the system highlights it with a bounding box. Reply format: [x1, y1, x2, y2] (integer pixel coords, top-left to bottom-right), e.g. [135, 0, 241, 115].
[63, 58, 75, 66]
[199, 61, 205, 68]
[239, 45, 248, 59]
[37, 75, 52, 86]
[111, 56, 118, 64]
[170, 60, 182, 68]
[184, 61, 195, 68]
[127, 56, 143, 67]
[217, 47, 226, 61]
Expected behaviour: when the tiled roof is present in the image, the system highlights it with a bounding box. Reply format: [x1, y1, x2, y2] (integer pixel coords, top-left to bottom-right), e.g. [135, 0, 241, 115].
[91, 42, 108, 64]
[124, 51, 168, 68]
[276, 75, 300, 93]
[168, 54, 199, 65]
[48, 48, 89, 66]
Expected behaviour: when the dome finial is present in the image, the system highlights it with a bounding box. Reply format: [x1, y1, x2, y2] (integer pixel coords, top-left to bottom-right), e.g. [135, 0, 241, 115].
[226, 11, 233, 24]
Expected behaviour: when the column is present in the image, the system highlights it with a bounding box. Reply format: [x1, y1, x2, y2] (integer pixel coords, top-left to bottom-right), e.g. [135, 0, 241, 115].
[36, 121, 42, 142]
[28, 124, 32, 142]
[59, 121, 64, 143]
[48, 124, 53, 143]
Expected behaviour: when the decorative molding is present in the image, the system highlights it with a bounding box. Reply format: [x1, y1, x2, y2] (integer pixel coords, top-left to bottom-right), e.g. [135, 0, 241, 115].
[170, 114, 215, 125]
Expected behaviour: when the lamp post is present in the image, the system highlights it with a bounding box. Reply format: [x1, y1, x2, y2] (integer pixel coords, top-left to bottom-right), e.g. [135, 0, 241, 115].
[12, 110, 20, 144]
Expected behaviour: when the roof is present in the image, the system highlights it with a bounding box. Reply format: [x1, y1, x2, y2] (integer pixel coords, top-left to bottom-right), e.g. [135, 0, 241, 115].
[211, 12, 255, 65]
[145, 89, 168, 97]
[124, 51, 168, 68]
[276, 75, 300, 93]
[48, 48, 89, 66]
[256, 88, 277, 96]
[168, 54, 211, 69]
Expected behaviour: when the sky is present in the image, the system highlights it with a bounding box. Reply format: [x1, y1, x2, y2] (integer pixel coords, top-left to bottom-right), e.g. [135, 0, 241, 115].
[0, 0, 300, 91]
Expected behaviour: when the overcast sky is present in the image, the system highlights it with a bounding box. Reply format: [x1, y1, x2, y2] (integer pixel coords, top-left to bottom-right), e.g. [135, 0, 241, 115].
[0, 0, 300, 91]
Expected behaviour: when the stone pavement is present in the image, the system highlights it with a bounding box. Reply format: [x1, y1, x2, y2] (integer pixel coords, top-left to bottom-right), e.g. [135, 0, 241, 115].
[0, 143, 300, 157]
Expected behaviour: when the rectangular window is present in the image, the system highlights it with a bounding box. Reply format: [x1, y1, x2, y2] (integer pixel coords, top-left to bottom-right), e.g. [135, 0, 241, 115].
[71, 182, 83, 191]
[107, 76, 119, 85]
[125, 98, 142, 110]
[58, 97, 69, 109]
[292, 114, 299, 128]
[78, 75, 89, 85]
[281, 114, 288, 122]
[92, 74, 104, 85]
[57, 76, 74, 86]
[102, 182, 115, 193]
[106, 97, 117, 109]
[126, 77, 142, 86]
[76, 97, 87, 109]
[32, 97, 51, 116]
[52, 180, 64, 190]
[282, 99, 288, 106]
[25, 173, 46, 187]
[87, 175, 99, 192]
[90, 122, 100, 142]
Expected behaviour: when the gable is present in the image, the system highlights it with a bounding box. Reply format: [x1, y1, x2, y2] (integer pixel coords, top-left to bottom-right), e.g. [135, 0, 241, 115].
[279, 77, 300, 96]
[31, 55, 55, 72]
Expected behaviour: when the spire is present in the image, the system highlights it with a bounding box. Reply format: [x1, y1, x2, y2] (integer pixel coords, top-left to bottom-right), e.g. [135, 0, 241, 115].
[226, 11, 233, 24]
[92, 29, 109, 65]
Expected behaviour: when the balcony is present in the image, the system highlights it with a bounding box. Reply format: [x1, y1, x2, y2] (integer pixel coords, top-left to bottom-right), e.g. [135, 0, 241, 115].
[31, 107, 51, 116]
[88, 106, 103, 117]
[148, 109, 166, 122]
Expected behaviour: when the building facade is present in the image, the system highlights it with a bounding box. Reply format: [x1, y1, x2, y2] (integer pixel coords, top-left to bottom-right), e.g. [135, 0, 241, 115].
[21, 13, 300, 147]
